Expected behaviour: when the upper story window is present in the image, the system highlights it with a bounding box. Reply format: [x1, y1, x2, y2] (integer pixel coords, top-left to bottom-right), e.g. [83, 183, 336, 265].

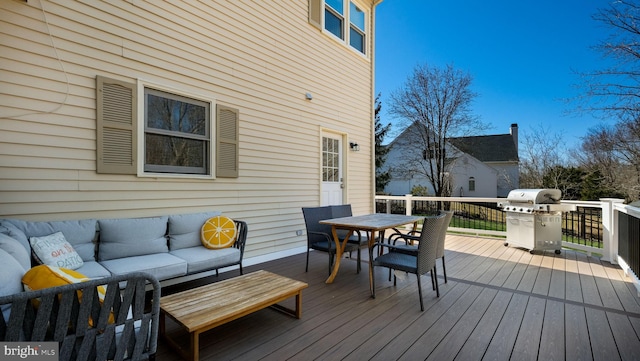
[313, 0, 367, 55]
[325, 0, 344, 39]
[349, 2, 365, 53]
[469, 177, 476, 191]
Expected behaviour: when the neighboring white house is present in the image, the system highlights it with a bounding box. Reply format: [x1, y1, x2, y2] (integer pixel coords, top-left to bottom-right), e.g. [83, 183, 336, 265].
[383, 124, 519, 197]
[0, 0, 380, 262]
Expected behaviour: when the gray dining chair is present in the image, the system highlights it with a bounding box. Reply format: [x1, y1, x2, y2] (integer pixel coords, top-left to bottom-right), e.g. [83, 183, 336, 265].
[388, 210, 453, 285]
[302, 206, 361, 274]
[371, 213, 446, 311]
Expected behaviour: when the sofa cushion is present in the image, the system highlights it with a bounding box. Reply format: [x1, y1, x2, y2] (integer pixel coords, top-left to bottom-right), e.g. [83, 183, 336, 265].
[3, 219, 97, 262]
[0, 221, 30, 252]
[99, 253, 187, 281]
[98, 216, 169, 261]
[75, 261, 112, 279]
[170, 246, 241, 274]
[0, 248, 26, 321]
[29, 232, 84, 270]
[0, 233, 30, 270]
[167, 211, 221, 250]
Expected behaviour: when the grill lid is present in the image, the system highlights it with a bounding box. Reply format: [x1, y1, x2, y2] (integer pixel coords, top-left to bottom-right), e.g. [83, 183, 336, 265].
[506, 189, 562, 204]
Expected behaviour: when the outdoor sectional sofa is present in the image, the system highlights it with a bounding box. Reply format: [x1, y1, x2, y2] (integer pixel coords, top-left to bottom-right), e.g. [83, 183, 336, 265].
[0, 211, 247, 360]
[0, 211, 248, 283]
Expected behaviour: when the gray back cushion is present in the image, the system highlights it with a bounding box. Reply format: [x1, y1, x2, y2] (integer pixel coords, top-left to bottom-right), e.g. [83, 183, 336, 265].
[98, 216, 169, 261]
[167, 211, 221, 250]
[0, 248, 26, 320]
[3, 219, 97, 262]
[0, 233, 30, 270]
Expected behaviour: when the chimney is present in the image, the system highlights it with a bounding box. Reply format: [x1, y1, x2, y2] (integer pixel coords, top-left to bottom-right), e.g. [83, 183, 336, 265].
[510, 123, 518, 153]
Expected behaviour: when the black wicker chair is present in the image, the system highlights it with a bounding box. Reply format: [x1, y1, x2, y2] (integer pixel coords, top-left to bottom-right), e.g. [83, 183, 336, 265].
[371, 214, 446, 311]
[302, 206, 361, 274]
[0, 272, 160, 361]
[388, 210, 454, 284]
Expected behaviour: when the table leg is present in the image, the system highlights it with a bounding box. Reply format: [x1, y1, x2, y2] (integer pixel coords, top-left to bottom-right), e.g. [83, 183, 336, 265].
[191, 331, 199, 361]
[369, 230, 378, 297]
[295, 291, 303, 318]
[325, 227, 354, 283]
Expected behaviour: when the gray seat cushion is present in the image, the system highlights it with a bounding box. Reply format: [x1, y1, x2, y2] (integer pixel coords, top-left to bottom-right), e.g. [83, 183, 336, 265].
[98, 216, 169, 261]
[99, 253, 187, 281]
[74, 261, 112, 279]
[170, 246, 240, 274]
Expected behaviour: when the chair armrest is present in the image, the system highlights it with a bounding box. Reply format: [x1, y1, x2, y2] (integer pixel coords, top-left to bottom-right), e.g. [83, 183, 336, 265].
[308, 231, 334, 243]
[233, 220, 248, 258]
[388, 232, 420, 245]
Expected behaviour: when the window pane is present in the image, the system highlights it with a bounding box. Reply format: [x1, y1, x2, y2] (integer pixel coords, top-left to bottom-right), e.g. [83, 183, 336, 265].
[145, 133, 206, 173]
[350, 2, 365, 30]
[350, 27, 364, 53]
[325, 9, 343, 39]
[146, 92, 206, 137]
[326, 0, 343, 14]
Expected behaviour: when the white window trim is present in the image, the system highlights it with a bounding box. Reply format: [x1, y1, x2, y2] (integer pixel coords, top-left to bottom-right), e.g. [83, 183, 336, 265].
[136, 79, 216, 180]
[321, 0, 369, 58]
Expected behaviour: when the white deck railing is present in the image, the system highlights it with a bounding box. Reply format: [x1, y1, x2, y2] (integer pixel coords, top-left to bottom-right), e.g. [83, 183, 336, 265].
[374, 195, 640, 294]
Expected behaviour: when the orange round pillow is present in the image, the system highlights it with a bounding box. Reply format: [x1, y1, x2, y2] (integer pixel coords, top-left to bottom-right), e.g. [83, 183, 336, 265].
[201, 216, 237, 249]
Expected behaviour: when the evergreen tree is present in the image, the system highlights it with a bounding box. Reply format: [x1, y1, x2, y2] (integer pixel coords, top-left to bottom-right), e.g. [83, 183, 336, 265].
[374, 93, 391, 193]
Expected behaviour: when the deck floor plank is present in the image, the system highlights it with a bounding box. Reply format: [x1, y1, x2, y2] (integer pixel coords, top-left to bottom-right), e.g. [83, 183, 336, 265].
[564, 303, 591, 361]
[537, 299, 565, 361]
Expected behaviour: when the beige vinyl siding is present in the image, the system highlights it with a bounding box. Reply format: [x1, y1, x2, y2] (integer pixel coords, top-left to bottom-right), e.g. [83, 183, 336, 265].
[0, 0, 375, 260]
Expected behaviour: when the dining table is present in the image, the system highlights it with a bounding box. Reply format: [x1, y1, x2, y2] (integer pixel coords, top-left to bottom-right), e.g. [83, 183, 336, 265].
[319, 213, 423, 296]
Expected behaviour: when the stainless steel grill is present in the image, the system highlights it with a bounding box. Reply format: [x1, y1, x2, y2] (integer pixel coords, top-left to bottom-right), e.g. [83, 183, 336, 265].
[498, 189, 576, 254]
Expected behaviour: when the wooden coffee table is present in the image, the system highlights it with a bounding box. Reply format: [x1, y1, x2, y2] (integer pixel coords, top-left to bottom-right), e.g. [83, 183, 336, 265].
[159, 270, 308, 361]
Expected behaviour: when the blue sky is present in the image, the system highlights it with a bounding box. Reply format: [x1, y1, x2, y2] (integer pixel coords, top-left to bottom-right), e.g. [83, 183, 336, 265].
[374, 1, 612, 150]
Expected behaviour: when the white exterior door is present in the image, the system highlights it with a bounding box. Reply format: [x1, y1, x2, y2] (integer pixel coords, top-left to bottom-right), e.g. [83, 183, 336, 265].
[321, 134, 344, 206]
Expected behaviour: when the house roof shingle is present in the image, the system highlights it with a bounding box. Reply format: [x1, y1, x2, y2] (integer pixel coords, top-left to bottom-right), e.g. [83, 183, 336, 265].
[448, 134, 519, 162]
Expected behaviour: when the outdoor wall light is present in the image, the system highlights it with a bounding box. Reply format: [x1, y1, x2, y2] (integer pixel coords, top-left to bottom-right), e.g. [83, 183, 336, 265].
[349, 142, 360, 151]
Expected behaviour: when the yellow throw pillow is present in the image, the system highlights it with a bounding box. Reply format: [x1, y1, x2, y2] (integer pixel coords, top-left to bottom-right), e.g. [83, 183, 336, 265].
[22, 265, 113, 325]
[201, 216, 237, 249]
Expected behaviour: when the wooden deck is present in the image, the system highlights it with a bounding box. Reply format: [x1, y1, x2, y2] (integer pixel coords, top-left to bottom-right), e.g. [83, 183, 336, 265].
[156, 234, 640, 361]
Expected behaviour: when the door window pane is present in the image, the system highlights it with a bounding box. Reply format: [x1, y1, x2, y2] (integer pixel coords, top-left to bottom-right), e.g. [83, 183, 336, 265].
[322, 137, 340, 182]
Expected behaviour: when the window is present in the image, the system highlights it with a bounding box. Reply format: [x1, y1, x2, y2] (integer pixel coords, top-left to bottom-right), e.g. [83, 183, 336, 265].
[469, 177, 476, 191]
[349, 2, 365, 53]
[96, 76, 239, 178]
[309, 0, 367, 55]
[144, 88, 210, 174]
[325, 0, 344, 39]
[423, 147, 435, 160]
